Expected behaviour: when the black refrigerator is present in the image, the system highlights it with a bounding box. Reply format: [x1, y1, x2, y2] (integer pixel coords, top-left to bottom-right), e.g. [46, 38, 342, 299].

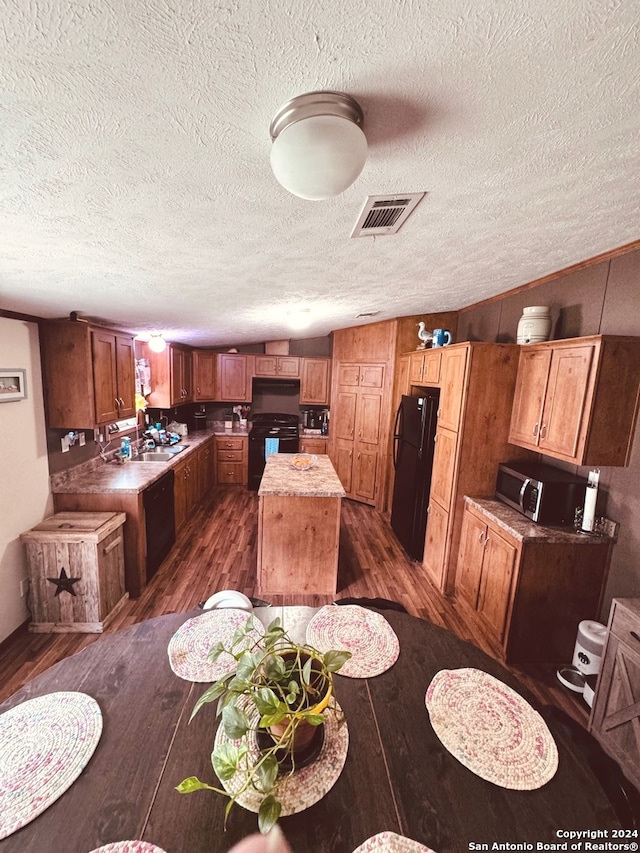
[391, 392, 440, 561]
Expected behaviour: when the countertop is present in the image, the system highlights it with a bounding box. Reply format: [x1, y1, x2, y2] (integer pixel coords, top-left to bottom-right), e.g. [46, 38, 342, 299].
[465, 496, 617, 544]
[51, 425, 248, 496]
[258, 452, 345, 498]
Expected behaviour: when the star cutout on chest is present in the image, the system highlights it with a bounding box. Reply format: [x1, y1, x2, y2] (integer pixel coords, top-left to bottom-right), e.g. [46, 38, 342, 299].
[47, 567, 81, 596]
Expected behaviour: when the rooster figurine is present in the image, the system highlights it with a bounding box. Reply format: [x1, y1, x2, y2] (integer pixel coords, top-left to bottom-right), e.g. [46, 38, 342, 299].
[417, 322, 433, 349]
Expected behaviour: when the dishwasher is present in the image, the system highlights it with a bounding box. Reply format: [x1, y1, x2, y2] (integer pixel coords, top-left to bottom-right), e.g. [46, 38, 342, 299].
[143, 470, 176, 580]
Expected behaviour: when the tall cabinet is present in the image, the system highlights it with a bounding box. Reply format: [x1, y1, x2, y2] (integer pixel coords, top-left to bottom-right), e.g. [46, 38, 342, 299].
[418, 343, 525, 594]
[329, 322, 396, 509]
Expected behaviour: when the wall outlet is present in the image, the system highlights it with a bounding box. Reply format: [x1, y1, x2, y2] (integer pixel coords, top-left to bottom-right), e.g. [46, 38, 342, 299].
[61, 435, 70, 452]
[79, 432, 86, 447]
[20, 578, 29, 597]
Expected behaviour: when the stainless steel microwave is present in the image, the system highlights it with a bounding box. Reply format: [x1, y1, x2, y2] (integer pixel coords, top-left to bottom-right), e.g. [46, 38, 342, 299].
[495, 460, 587, 526]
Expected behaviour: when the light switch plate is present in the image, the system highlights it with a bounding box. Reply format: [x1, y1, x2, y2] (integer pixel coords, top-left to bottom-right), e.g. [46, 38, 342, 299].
[61, 435, 70, 452]
[79, 432, 86, 447]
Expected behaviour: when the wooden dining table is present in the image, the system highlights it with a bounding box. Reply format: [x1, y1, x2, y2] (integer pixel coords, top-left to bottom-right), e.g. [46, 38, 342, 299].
[0, 607, 620, 853]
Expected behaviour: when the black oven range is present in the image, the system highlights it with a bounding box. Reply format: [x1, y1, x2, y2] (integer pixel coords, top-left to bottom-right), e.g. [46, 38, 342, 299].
[248, 412, 300, 491]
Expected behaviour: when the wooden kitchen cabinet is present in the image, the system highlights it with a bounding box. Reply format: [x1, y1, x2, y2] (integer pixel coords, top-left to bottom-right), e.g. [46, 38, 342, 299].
[192, 350, 217, 401]
[330, 362, 385, 507]
[216, 435, 247, 485]
[197, 437, 215, 497]
[91, 330, 136, 424]
[254, 355, 300, 378]
[217, 354, 252, 402]
[40, 319, 136, 429]
[590, 598, 640, 791]
[174, 454, 198, 531]
[420, 343, 524, 594]
[299, 437, 328, 455]
[409, 349, 442, 386]
[455, 498, 615, 664]
[144, 343, 193, 408]
[508, 335, 640, 466]
[300, 357, 331, 404]
[456, 504, 517, 644]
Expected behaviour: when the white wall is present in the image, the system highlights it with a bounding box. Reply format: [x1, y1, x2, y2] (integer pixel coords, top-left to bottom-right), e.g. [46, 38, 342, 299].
[0, 317, 52, 643]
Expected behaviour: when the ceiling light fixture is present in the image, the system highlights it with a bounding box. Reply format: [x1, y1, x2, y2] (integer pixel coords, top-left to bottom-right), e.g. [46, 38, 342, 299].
[269, 91, 367, 201]
[147, 333, 167, 353]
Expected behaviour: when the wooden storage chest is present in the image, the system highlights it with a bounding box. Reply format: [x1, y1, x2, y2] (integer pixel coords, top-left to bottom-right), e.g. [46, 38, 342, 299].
[21, 511, 128, 633]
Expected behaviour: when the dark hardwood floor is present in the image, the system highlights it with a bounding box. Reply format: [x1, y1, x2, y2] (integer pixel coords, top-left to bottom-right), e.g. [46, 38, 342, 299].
[0, 486, 589, 727]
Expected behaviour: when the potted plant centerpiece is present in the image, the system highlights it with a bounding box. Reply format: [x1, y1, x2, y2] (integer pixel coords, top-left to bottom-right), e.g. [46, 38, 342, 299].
[176, 616, 351, 833]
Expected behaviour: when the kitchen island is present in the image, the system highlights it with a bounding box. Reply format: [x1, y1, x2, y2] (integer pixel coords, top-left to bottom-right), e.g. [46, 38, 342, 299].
[257, 453, 345, 595]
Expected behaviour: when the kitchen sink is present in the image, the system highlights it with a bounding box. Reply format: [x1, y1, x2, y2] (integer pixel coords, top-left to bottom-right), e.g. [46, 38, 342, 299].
[133, 452, 176, 462]
[146, 444, 187, 454]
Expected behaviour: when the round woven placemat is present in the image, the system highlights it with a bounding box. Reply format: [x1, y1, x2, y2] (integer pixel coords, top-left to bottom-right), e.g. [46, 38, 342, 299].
[214, 697, 349, 815]
[88, 843, 167, 853]
[353, 832, 436, 853]
[0, 691, 103, 840]
[168, 609, 264, 682]
[305, 605, 399, 678]
[425, 668, 558, 790]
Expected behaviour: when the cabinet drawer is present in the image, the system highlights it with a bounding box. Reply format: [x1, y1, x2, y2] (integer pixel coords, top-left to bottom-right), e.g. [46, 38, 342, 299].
[217, 449, 243, 463]
[216, 437, 244, 451]
[217, 463, 244, 484]
[609, 601, 640, 647]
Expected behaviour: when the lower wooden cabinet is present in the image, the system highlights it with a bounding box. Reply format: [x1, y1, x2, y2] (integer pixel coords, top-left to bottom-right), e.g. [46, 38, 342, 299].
[456, 507, 517, 644]
[590, 598, 640, 791]
[174, 455, 199, 531]
[455, 498, 615, 664]
[299, 437, 328, 455]
[216, 435, 247, 485]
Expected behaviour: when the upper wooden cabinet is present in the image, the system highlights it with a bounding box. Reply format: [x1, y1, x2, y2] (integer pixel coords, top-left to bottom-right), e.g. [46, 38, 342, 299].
[145, 344, 192, 408]
[254, 355, 300, 378]
[217, 353, 252, 402]
[91, 331, 136, 424]
[192, 350, 217, 402]
[508, 335, 640, 466]
[40, 320, 135, 428]
[300, 357, 331, 405]
[409, 349, 442, 386]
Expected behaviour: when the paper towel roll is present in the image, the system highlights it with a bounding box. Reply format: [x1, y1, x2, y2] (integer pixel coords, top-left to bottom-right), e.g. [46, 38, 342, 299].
[581, 484, 597, 532]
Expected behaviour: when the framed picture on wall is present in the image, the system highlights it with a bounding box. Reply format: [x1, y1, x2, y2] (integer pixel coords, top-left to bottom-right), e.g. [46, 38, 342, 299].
[0, 369, 27, 402]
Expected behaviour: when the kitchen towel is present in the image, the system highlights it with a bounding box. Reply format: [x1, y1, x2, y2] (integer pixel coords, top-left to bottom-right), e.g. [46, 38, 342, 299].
[265, 437, 279, 460]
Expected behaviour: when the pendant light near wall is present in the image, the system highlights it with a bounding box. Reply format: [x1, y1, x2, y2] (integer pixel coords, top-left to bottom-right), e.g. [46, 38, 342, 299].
[269, 91, 367, 200]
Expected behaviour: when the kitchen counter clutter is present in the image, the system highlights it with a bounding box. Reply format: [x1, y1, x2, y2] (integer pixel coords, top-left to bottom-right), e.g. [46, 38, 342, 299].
[455, 496, 617, 664]
[257, 453, 345, 594]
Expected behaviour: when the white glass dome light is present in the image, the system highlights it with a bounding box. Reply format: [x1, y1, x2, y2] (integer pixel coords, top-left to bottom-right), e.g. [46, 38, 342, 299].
[270, 91, 367, 201]
[147, 333, 166, 353]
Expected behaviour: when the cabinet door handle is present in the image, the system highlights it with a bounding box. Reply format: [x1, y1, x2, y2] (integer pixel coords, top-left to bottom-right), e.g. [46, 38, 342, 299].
[478, 531, 485, 544]
[103, 536, 123, 556]
[484, 536, 491, 547]
[539, 423, 547, 439]
[532, 422, 539, 437]
[630, 631, 640, 645]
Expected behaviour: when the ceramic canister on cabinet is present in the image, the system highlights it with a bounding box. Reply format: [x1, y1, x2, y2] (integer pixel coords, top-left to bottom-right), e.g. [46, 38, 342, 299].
[517, 306, 552, 344]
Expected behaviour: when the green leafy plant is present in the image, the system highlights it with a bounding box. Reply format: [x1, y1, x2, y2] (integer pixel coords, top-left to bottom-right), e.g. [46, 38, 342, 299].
[176, 616, 351, 834]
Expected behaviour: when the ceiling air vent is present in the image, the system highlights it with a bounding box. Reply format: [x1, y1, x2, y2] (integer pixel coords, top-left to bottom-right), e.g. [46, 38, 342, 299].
[351, 192, 425, 238]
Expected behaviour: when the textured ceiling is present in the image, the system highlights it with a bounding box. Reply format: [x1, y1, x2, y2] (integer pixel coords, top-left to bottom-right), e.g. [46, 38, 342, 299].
[1, 0, 638, 347]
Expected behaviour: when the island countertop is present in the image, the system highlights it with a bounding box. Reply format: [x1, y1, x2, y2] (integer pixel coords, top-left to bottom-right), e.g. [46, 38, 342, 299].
[258, 453, 345, 498]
